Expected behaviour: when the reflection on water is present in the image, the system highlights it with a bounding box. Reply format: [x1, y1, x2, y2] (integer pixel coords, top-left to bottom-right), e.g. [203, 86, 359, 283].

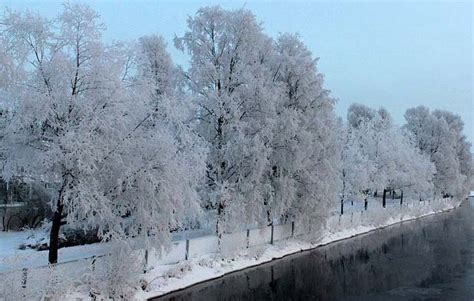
[154, 199, 474, 301]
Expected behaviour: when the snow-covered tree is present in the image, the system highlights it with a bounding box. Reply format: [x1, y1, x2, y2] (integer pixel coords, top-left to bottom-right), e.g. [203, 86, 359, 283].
[132, 33, 208, 227]
[404, 106, 472, 198]
[380, 123, 435, 200]
[135, 34, 176, 97]
[267, 33, 340, 229]
[343, 104, 386, 203]
[175, 7, 277, 233]
[0, 4, 206, 264]
[432, 110, 473, 196]
[340, 120, 378, 207]
[471, 156, 474, 191]
[343, 104, 434, 206]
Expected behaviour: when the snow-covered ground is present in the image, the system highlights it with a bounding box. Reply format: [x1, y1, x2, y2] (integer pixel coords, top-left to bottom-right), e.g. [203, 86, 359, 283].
[0, 224, 214, 273]
[0, 229, 108, 273]
[0, 231, 35, 259]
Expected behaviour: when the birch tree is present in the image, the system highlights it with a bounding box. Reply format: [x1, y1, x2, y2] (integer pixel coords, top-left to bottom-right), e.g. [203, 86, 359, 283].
[268, 33, 340, 229]
[345, 104, 434, 206]
[405, 106, 472, 199]
[175, 7, 276, 234]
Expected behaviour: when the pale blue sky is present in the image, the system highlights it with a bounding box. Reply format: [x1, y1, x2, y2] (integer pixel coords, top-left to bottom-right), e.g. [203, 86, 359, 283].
[2, 0, 473, 143]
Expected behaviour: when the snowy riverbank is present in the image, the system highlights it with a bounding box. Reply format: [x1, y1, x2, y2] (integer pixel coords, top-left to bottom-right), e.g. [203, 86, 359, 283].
[137, 198, 461, 300]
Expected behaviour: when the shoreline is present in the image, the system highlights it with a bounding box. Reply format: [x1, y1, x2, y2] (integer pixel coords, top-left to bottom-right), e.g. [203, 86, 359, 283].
[143, 202, 461, 300]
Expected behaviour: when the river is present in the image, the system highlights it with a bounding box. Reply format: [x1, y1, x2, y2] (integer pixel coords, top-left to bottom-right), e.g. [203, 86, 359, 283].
[153, 197, 474, 300]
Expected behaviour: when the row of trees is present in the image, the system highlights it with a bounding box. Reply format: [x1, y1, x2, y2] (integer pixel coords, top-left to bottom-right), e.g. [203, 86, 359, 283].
[341, 104, 434, 210]
[0, 4, 471, 264]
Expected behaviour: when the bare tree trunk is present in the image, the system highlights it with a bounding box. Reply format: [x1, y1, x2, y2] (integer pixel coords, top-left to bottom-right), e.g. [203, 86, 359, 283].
[341, 170, 345, 215]
[49, 179, 67, 265]
[216, 201, 224, 249]
[2, 208, 6, 232]
[48, 197, 63, 264]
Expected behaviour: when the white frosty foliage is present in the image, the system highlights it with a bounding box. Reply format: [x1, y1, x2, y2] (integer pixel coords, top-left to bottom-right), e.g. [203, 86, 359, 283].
[175, 6, 277, 230]
[342, 104, 435, 202]
[267, 33, 340, 229]
[175, 8, 341, 235]
[404, 106, 472, 198]
[0, 4, 206, 250]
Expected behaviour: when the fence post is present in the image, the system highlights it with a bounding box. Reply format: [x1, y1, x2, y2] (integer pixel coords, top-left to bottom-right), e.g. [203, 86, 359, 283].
[144, 249, 148, 273]
[89, 257, 97, 299]
[383, 189, 387, 208]
[246, 229, 250, 248]
[91, 256, 96, 272]
[270, 225, 274, 245]
[291, 221, 295, 237]
[21, 267, 28, 289]
[185, 239, 190, 260]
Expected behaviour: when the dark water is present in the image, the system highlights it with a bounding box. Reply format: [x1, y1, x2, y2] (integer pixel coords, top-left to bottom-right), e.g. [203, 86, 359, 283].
[153, 198, 474, 301]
